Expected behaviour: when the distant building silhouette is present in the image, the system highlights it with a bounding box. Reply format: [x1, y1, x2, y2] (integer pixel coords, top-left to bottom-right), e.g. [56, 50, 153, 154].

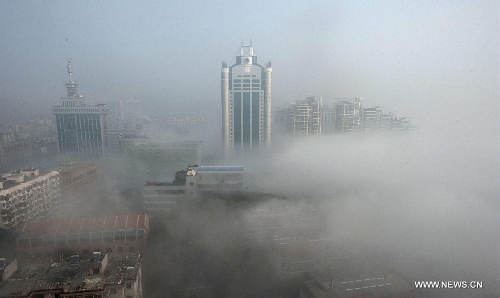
[277, 97, 413, 135]
[275, 96, 322, 136]
[52, 61, 108, 158]
[221, 40, 272, 156]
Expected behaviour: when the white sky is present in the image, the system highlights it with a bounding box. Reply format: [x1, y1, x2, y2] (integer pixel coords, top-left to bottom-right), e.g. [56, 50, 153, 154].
[0, 0, 498, 133]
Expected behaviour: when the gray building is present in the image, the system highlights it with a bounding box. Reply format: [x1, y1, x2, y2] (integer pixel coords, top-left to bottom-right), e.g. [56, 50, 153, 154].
[221, 40, 272, 156]
[52, 61, 108, 158]
[322, 98, 363, 134]
[275, 96, 322, 136]
[143, 165, 244, 214]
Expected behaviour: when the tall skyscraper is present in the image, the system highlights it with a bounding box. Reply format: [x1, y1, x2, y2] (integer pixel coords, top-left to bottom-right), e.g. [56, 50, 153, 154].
[53, 61, 108, 158]
[221, 41, 272, 156]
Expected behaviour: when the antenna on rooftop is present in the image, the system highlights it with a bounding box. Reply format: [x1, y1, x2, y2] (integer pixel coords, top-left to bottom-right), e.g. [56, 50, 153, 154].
[67, 60, 74, 84]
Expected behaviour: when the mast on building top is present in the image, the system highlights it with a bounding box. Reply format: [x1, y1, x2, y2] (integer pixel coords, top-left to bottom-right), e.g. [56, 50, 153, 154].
[64, 60, 78, 98]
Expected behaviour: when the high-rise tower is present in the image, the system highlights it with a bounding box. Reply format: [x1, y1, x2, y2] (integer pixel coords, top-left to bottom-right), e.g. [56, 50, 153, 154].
[221, 41, 272, 156]
[53, 61, 108, 158]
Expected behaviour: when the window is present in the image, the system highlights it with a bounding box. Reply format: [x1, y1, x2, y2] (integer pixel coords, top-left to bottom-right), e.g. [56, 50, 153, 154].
[126, 283, 132, 289]
[110, 288, 117, 294]
[118, 246, 124, 253]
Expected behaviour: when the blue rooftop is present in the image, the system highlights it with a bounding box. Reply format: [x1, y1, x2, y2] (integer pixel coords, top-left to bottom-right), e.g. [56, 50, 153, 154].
[197, 166, 244, 173]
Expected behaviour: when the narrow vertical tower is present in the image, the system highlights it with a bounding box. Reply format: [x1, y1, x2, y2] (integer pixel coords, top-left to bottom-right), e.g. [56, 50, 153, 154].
[221, 41, 272, 157]
[221, 62, 230, 155]
[65, 61, 78, 98]
[264, 61, 272, 147]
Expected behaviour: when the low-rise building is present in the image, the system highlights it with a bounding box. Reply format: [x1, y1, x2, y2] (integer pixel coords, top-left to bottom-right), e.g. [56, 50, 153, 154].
[16, 214, 149, 260]
[300, 265, 417, 298]
[0, 169, 61, 229]
[143, 165, 244, 214]
[0, 252, 143, 298]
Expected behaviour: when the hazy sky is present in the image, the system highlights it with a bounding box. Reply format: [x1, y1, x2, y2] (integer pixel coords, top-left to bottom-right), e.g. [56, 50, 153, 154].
[0, 0, 498, 130]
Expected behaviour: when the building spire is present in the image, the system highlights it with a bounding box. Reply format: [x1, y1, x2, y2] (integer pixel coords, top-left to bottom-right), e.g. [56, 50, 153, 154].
[67, 60, 74, 84]
[239, 39, 254, 56]
[64, 60, 78, 98]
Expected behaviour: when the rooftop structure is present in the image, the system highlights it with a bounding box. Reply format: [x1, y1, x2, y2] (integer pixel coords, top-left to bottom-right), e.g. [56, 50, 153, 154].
[16, 214, 149, 259]
[143, 165, 244, 214]
[0, 252, 143, 298]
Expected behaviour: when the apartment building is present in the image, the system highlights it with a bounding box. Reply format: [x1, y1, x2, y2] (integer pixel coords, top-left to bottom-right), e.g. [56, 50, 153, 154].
[0, 169, 61, 229]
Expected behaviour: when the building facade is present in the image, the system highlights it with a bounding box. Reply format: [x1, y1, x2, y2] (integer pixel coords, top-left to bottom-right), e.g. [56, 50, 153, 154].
[52, 61, 109, 158]
[143, 165, 244, 214]
[55, 161, 98, 193]
[16, 214, 149, 260]
[221, 41, 272, 155]
[107, 99, 145, 133]
[0, 169, 61, 229]
[275, 96, 322, 136]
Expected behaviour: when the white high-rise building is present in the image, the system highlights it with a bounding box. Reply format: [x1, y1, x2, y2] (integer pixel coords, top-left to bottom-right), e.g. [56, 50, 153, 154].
[221, 41, 272, 156]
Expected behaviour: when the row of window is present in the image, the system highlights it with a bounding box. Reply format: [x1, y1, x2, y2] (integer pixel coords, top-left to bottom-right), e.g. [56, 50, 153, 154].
[233, 79, 260, 83]
[55, 109, 104, 113]
[32, 246, 138, 258]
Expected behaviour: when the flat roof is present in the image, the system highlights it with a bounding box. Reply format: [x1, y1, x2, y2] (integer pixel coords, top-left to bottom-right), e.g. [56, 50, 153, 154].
[54, 162, 96, 173]
[18, 214, 148, 238]
[197, 166, 244, 173]
[0, 253, 141, 297]
[0, 171, 59, 193]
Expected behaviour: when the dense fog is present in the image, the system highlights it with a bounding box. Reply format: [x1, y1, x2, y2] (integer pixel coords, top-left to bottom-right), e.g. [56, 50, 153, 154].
[0, 1, 498, 297]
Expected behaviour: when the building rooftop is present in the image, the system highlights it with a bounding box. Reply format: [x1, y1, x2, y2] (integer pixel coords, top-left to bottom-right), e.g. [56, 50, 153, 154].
[0, 252, 141, 298]
[301, 262, 415, 298]
[0, 171, 58, 193]
[197, 166, 244, 173]
[53, 161, 96, 173]
[18, 214, 148, 239]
